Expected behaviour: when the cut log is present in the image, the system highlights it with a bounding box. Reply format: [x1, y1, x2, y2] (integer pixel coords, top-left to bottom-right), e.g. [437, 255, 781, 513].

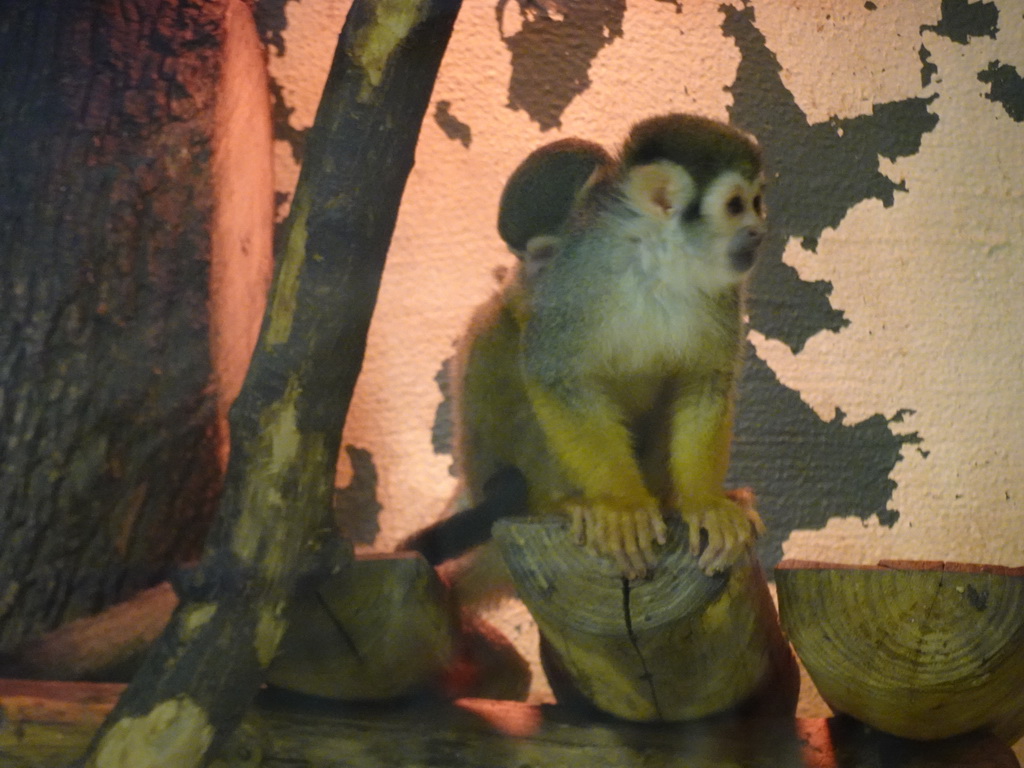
[776, 560, 1024, 742]
[267, 553, 456, 701]
[493, 515, 799, 721]
[0, 679, 1019, 768]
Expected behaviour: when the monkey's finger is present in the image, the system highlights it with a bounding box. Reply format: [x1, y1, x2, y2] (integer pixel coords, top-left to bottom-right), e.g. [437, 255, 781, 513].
[595, 515, 628, 574]
[620, 528, 648, 579]
[569, 504, 587, 545]
[698, 516, 730, 574]
[701, 510, 753, 574]
[747, 507, 767, 536]
[615, 520, 649, 579]
[700, 545, 731, 574]
[686, 516, 702, 558]
[586, 510, 608, 557]
[635, 537, 658, 573]
[643, 509, 668, 548]
[634, 513, 662, 569]
[614, 548, 639, 580]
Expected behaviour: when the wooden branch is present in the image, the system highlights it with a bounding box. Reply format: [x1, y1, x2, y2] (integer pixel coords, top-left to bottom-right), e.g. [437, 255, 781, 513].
[1, 680, 1019, 768]
[76, 2, 463, 766]
[8, 583, 178, 682]
[493, 513, 799, 721]
[777, 560, 1024, 743]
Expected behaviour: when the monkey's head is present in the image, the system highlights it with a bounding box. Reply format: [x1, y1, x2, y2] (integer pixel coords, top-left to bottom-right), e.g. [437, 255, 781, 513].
[618, 113, 766, 291]
[498, 138, 614, 279]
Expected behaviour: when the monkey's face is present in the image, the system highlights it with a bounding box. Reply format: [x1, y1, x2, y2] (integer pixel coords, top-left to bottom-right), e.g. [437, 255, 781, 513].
[621, 161, 765, 295]
[699, 169, 766, 276]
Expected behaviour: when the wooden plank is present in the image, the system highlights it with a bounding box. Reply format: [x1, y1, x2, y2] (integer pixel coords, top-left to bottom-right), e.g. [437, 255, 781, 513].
[1, 680, 1018, 768]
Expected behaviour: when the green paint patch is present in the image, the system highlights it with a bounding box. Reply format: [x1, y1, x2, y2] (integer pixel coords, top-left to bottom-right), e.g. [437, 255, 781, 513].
[729, 350, 920, 571]
[90, 697, 213, 768]
[181, 603, 216, 641]
[352, 0, 425, 102]
[719, 5, 934, 570]
[502, 0, 625, 130]
[722, 3, 938, 353]
[978, 61, 1024, 122]
[921, 0, 999, 45]
[267, 187, 310, 347]
[255, 602, 288, 667]
[231, 375, 328, 581]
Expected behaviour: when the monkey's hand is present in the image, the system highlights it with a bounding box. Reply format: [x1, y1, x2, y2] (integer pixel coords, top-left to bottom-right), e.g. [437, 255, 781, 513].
[680, 494, 765, 575]
[567, 497, 668, 579]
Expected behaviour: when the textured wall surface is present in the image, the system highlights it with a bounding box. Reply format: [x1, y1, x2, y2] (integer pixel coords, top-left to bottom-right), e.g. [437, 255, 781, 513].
[256, 0, 1024, 718]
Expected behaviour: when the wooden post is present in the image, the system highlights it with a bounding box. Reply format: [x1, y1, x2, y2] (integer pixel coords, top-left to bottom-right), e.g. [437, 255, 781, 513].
[777, 560, 1024, 743]
[266, 553, 457, 701]
[493, 515, 799, 721]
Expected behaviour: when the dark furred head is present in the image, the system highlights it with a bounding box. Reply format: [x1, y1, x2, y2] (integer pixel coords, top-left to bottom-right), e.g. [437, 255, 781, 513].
[498, 138, 614, 253]
[621, 114, 761, 194]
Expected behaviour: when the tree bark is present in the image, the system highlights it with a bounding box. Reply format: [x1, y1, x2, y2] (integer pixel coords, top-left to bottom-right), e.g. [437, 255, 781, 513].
[77, 1, 463, 766]
[0, 0, 265, 653]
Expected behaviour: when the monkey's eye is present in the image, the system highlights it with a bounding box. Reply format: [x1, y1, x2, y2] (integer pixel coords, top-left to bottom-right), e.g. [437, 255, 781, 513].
[726, 195, 745, 215]
[752, 194, 764, 216]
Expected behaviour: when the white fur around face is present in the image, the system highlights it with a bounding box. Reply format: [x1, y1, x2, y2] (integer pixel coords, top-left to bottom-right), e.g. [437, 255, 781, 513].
[590, 166, 762, 374]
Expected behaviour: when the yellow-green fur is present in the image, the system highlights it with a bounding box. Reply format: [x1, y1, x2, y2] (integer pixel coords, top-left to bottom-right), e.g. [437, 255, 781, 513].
[446, 114, 766, 601]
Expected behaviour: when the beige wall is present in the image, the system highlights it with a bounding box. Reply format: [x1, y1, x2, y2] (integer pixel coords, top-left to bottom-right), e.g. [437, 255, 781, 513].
[263, 0, 1024, 729]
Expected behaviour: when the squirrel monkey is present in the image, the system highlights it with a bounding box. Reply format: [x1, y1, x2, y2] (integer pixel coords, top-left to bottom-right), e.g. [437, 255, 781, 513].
[414, 115, 765, 603]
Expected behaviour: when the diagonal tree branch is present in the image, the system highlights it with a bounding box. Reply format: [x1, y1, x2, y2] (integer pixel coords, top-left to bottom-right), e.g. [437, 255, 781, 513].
[78, 1, 463, 765]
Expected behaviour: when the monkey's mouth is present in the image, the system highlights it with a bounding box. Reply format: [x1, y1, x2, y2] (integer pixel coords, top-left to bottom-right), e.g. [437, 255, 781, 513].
[728, 226, 764, 272]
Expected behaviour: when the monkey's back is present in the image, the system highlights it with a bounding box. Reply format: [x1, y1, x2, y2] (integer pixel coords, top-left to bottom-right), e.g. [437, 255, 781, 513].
[453, 275, 577, 516]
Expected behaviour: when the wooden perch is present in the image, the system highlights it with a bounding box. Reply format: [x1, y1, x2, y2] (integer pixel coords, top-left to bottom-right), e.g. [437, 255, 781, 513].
[776, 560, 1024, 743]
[493, 514, 799, 721]
[266, 553, 457, 701]
[76, 1, 463, 766]
[265, 552, 532, 704]
[1, 679, 1019, 768]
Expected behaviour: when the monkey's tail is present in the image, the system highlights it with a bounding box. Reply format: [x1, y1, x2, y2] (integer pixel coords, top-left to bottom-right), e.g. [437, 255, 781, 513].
[397, 466, 529, 566]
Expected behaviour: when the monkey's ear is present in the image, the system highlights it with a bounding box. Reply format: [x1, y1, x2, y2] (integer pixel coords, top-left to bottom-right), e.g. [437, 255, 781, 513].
[623, 160, 696, 221]
[498, 138, 613, 253]
[521, 234, 560, 280]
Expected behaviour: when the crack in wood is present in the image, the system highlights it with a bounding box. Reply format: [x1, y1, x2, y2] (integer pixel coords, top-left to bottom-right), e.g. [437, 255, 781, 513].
[315, 590, 363, 665]
[621, 577, 661, 718]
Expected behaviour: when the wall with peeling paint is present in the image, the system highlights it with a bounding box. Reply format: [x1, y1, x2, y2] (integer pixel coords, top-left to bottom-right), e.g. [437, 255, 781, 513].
[254, 0, 1024, 722]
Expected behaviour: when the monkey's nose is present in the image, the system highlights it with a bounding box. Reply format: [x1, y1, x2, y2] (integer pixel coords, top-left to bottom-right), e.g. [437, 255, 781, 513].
[728, 226, 764, 272]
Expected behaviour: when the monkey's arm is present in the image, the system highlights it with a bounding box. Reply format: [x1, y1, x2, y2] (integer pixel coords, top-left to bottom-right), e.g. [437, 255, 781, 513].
[669, 375, 764, 573]
[525, 380, 668, 577]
